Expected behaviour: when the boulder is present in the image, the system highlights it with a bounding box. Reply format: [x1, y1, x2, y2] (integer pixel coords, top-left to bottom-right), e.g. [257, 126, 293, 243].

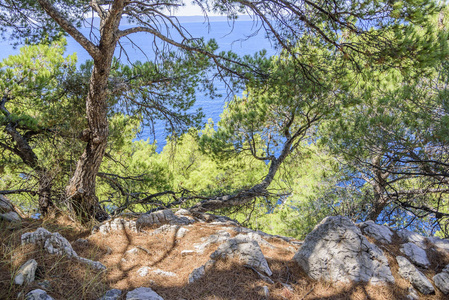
[25, 289, 54, 300]
[126, 287, 164, 300]
[210, 235, 272, 276]
[21, 228, 106, 270]
[396, 256, 434, 295]
[98, 289, 122, 300]
[433, 264, 449, 294]
[93, 218, 137, 234]
[14, 259, 38, 285]
[400, 242, 430, 268]
[358, 220, 394, 244]
[397, 229, 427, 248]
[433, 272, 449, 294]
[293, 216, 394, 284]
[0, 195, 21, 222]
[136, 209, 193, 229]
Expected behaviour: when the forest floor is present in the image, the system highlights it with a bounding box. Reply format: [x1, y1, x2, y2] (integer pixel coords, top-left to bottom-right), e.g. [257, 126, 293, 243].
[0, 216, 448, 300]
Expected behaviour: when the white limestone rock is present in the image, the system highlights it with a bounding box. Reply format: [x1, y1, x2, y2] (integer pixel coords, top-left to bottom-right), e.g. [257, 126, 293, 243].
[136, 209, 193, 229]
[428, 236, 449, 252]
[176, 227, 189, 238]
[126, 287, 164, 300]
[21, 228, 106, 270]
[433, 272, 449, 294]
[232, 226, 294, 243]
[152, 268, 177, 277]
[193, 230, 231, 254]
[358, 220, 394, 244]
[397, 229, 427, 248]
[234, 232, 275, 249]
[98, 289, 122, 300]
[14, 259, 37, 285]
[138, 266, 176, 277]
[262, 286, 270, 298]
[0, 195, 21, 222]
[396, 256, 434, 295]
[210, 236, 272, 276]
[25, 289, 54, 300]
[400, 242, 430, 268]
[406, 287, 419, 300]
[188, 265, 205, 283]
[181, 250, 195, 256]
[93, 218, 137, 235]
[293, 216, 394, 284]
[188, 260, 215, 283]
[138, 266, 150, 277]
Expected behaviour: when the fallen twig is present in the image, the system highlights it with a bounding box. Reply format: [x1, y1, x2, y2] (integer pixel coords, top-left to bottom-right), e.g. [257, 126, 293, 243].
[244, 264, 274, 284]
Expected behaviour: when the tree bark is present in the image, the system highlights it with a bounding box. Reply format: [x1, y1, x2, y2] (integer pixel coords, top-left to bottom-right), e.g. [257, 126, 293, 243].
[367, 154, 389, 221]
[1, 96, 55, 215]
[61, 0, 126, 222]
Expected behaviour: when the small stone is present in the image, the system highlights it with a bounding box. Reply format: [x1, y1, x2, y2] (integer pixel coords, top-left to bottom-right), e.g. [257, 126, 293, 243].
[262, 286, 269, 298]
[189, 265, 205, 283]
[15, 259, 38, 285]
[138, 266, 150, 277]
[37, 280, 51, 290]
[176, 227, 189, 238]
[25, 289, 54, 300]
[126, 248, 139, 255]
[74, 238, 89, 247]
[126, 287, 164, 300]
[98, 289, 122, 300]
[406, 287, 419, 300]
[181, 250, 195, 256]
[152, 268, 176, 277]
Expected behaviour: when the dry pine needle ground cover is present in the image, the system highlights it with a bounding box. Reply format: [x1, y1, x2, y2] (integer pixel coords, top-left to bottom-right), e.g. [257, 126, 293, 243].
[0, 217, 448, 300]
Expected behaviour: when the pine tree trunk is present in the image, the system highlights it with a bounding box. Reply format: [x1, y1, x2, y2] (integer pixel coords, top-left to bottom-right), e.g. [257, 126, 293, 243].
[64, 3, 124, 222]
[37, 170, 53, 216]
[65, 59, 113, 223]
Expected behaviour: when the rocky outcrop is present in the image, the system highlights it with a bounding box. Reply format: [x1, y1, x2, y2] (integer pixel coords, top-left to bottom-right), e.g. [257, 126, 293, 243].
[396, 256, 434, 295]
[21, 228, 105, 270]
[126, 287, 164, 300]
[136, 209, 194, 229]
[193, 230, 231, 254]
[293, 216, 394, 284]
[433, 264, 449, 294]
[14, 259, 37, 285]
[211, 236, 272, 276]
[400, 242, 430, 268]
[397, 229, 427, 248]
[93, 218, 137, 234]
[0, 195, 21, 222]
[188, 233, 273, 283]
[358, 220, 394, 244]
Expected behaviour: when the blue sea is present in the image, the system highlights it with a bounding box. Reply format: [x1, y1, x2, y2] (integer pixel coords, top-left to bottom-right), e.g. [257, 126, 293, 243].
[0, 16, 276, 151]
